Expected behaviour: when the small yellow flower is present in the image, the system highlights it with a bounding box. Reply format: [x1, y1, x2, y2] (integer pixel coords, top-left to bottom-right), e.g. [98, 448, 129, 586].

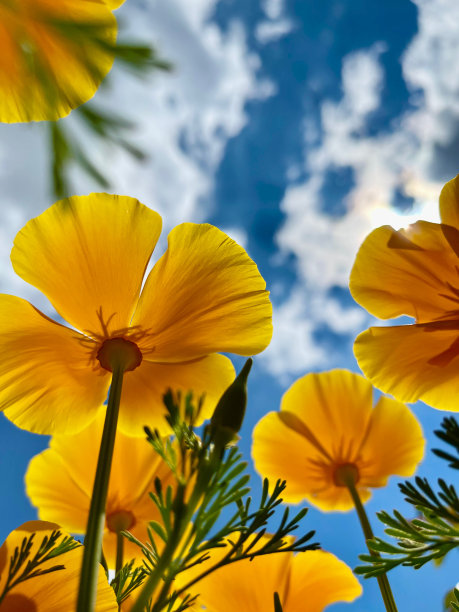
[252, 370, 424, 511]
[0, 0, 117, 123]
[25, 411, 176, 568]
[0, 521, 117, 611]
[0, 193, 272, 435]
[350, 174, 459, 411]
[181, 535, 362, 611]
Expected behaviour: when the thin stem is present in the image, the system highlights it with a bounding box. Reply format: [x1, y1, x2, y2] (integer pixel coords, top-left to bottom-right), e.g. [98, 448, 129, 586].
[345, 477, 398, 612]
[115, 530, 124, 579]
[77, 365, 124, 612]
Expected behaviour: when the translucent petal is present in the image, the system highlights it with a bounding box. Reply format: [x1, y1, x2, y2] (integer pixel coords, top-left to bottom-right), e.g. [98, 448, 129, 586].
[440, 173, 459, 229]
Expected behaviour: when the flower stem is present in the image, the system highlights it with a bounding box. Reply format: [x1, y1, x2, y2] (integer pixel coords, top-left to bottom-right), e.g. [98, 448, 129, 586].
[345, 477, 398, 612]
[77, 364, 124, 612]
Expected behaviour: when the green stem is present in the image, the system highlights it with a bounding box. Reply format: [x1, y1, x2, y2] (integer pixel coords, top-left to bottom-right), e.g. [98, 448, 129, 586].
[115, 530, 124, 578]
[346, 478, 398, 612]
[77, 365, 124, 612]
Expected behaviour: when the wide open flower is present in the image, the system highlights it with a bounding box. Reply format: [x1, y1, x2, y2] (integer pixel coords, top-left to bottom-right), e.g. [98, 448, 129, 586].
[25, 411, 176, 568]
[0, 193, 272, 435]
[350, 174, 459, 411]
[0, 520, 117, 611]
[180, 535, 362, 611]
[0, 0, 117, 123]
[252, 370, 424, 511]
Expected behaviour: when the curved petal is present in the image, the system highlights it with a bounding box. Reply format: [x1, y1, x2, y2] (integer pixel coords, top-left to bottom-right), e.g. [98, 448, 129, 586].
[12, 194, 162, 336]
[286, 550, 362, 612]
[0, 521, 116, 611]
[118, 353, 235, 436]
[359, 396, 424, 486]
[440, 173, 459, 228]
[104, 0, 126, 8]
[0, 295, 110, 434]
[354, 323, 459, 411]
[350, 221, 459, 322]
[0, 0, 116, 123]
[133, 223, 272, 361]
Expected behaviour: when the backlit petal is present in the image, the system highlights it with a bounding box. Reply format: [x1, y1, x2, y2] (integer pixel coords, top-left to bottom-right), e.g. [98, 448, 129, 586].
[286, 550, 362, 612]
[0, 0, 116, 123]
[11, 194, 162, 336]
[0, 295, 109, 435]
[359, 396, 424, 486]
[440, 173, 459, 229]
[350, 221, 459, 322]
[118, 353, 235, 436]
[355, 323, 459, 411]
[0, 521, 116, 611]
[133, 223, 272, 360]
[104, 0, 125, 8]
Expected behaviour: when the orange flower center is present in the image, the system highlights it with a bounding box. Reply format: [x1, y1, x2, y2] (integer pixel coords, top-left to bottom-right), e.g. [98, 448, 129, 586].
[106, 510, 136, 533]
[333, 463, 360, 487]
[97, 337, 142, 372]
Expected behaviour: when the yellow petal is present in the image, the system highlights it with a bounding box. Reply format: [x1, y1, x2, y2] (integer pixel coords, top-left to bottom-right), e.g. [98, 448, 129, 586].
[0, 521, 117, 611]
[12, 193, 162, 337]
[359, 396, 424, 486]
[133, 223, 272, 361]
[104, 0, 125, 8]
[286, 550, 362, 611]
[355, 323, 459, 411]
[118, 353, 235, 436]
[350, 221, 459, 323]
[0, 0, 116, 123]
[440, 174, 459, 228]
[0, 295, 110, 435]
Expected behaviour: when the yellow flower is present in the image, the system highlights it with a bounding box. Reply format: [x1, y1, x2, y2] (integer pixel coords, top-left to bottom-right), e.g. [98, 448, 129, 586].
[350, 174, 459, 411]
[252, 370, 424, 511]
[0, 193, 272, 435]
[180, 535, 362, 611]
[25, 411, 176, 568]
[0, 520, 117, 611]
[0, 0, 117, 123]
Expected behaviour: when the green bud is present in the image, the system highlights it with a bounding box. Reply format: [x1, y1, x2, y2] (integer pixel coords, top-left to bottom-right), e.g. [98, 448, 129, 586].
[210, 358, 253, 446]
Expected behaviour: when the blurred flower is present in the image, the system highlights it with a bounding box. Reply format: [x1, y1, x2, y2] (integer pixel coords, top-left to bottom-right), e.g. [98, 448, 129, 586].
[104, 0, 125, 8]
[25, 411, 175, 568]
[0, 193, 272, 435]
[252, 370, 424, 511]
[0, 0, 117, 123]
[182, 535, 362, 611]
[0, 520, 117, 610]
[350, 174, 459, 411]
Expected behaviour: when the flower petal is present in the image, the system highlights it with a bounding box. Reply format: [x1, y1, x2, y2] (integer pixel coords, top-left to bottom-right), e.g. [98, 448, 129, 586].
[286, 550, 362, 611]
[117, 353, 235, 436]
[350, 221, 459, 322]
[104, 0, 125, 8]
[359, 396, 424, 486]
[133, 223, 272, 360]
[11, 194, 162, 336]
[0, 521, 117, 611]
[0, 295, 110, 434]
[0, 0, 116, 123]
[440, 173, 459, 228]
[354, 323, 459, 411]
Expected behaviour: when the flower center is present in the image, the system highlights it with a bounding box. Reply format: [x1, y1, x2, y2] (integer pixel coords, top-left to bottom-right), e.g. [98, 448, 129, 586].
[333, 463, 360, 487]
[97, 337, 142, 372]
[106, 510, 136, 533]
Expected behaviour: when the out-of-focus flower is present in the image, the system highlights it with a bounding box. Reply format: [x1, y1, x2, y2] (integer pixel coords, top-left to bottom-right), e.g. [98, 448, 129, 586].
[104, 0, 125, 9]
[181, 535, 362, 611]
[25, 412, 176, 567]
[0, 0, 117, 123]
[0, 193, 272, 435]
[252, 370, 424, 511]
[350, 174, 459, 412]
[0, 520, 117, 610]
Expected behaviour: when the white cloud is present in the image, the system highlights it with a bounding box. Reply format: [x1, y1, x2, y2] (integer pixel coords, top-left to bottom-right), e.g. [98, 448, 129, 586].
[261, 0, 285, 20]
[255, 19, 294, 44]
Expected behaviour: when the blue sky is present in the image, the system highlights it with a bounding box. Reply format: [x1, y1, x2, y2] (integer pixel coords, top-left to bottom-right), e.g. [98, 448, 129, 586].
[1, 0, 459, 609]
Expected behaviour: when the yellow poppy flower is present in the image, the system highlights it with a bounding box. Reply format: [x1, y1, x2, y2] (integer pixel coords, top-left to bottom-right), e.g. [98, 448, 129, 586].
[25, 411, 176, 568]
[0, 520, 117, 611]
[252, 370, 424, 511]
[180, 535, 362, 611]
[0, 0, 117, 123]
[350, 174, 459, 411]
[0, 193, 272, 435]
